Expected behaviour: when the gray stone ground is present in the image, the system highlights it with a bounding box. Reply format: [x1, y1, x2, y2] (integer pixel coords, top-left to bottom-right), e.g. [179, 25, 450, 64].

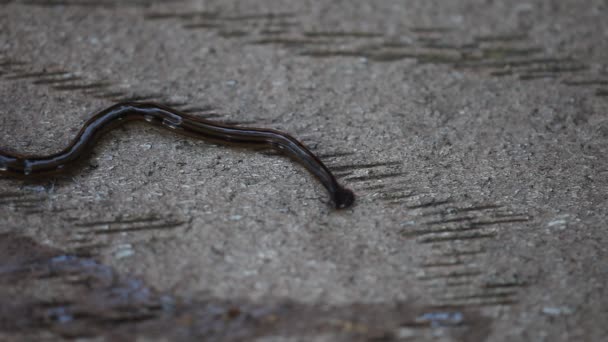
[0, 0, 607, 341]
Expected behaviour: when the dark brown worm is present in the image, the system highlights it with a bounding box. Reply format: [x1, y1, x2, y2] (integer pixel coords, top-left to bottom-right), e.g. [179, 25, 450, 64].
[0, 102, 355, 209]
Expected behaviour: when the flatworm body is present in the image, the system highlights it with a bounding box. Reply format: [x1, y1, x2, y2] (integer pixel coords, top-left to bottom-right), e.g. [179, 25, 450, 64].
[0, 102, 355, 209]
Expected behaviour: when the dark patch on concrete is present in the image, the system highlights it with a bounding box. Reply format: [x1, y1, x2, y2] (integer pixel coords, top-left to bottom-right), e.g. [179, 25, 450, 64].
[0, 233, 492, 341]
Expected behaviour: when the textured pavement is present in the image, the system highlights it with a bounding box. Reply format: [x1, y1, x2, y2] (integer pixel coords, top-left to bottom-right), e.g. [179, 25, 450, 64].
[1, 1, 607, 341]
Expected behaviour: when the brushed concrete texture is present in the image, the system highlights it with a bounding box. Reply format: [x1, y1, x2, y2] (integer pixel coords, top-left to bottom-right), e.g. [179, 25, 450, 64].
[0, 0, 607, 341]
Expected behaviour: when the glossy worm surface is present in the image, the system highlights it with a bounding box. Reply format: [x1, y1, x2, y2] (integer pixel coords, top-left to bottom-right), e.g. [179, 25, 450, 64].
[0, 102, 355, 209]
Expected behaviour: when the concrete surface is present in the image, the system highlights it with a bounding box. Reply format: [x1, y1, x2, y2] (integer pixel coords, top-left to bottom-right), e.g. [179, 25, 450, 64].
[0, 0, 607, 341]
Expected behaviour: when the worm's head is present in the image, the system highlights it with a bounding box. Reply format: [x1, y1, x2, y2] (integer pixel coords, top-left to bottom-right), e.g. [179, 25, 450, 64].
[333, 187, 355, 209]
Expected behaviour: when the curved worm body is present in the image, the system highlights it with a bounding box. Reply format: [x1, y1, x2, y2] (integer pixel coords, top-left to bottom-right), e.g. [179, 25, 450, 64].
[0, 102, 354, 209]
